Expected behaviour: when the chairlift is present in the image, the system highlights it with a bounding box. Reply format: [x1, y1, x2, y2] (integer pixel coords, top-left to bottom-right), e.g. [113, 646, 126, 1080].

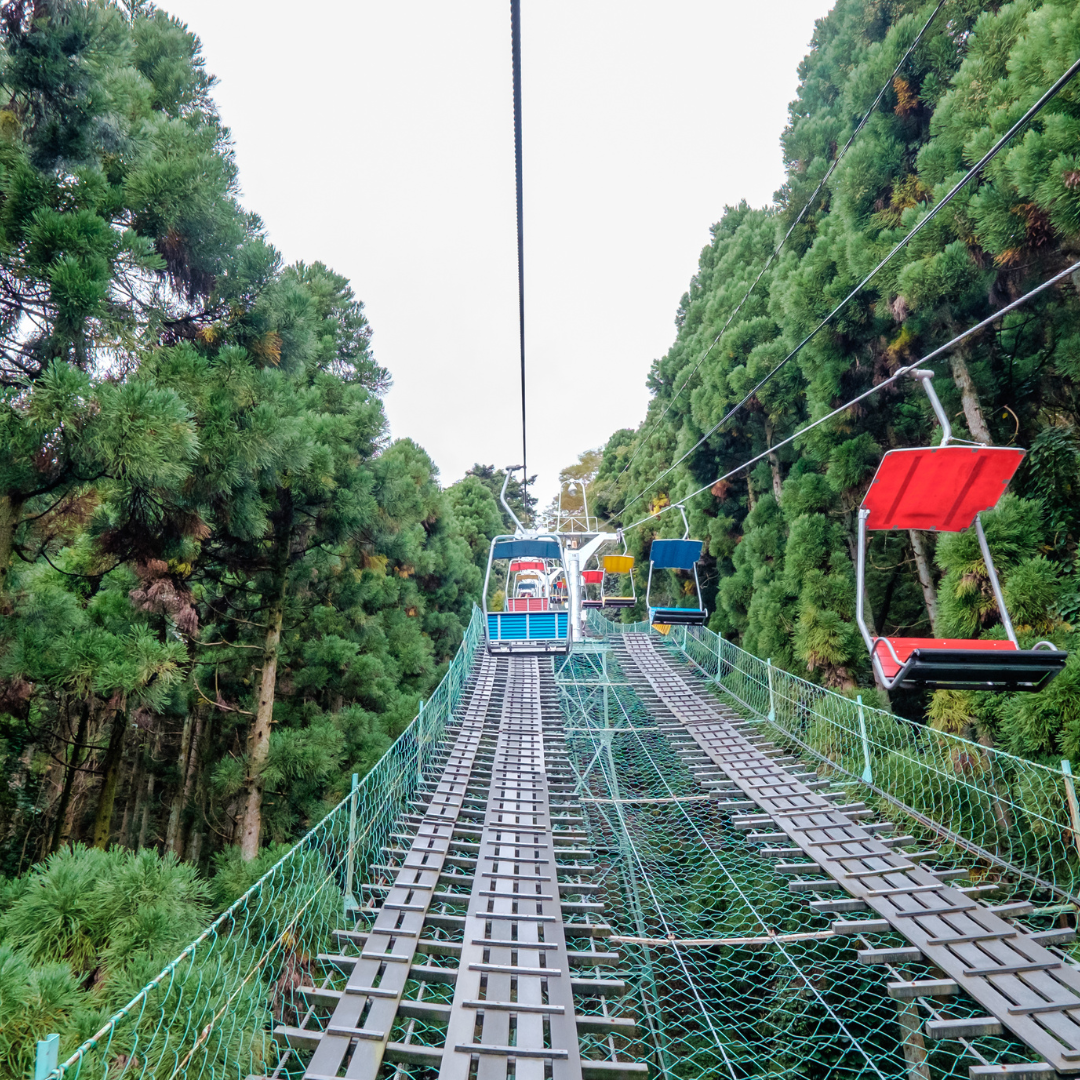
[483, 470, 570, 654]
[505, 557, 548, 613]
[601, 529, 637, 609]
[856, 370, 1067, 692]
[646, 506, 708, 627]
[549, 568, 569, 610]
[485, 534, 570, 653]
[581, 557, 605, 609]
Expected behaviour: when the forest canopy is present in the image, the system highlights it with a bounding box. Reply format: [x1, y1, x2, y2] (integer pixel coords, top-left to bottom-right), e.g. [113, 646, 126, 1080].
[0, 0, 506, 877]
[586, 0, 1080, 760]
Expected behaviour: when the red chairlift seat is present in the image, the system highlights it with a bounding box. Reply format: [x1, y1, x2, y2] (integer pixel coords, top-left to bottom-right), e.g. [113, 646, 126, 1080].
[509, 559, 546, 573]
[857, 407, 1066, 692]
[580, 568, 604, 608]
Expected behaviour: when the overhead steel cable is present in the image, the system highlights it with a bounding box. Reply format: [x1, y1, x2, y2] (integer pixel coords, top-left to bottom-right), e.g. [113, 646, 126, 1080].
[511, 0, 528, 521]
[613, 46, 1080, 524]
[620, 257, 1080, 537]
[610, 0, 948, 487]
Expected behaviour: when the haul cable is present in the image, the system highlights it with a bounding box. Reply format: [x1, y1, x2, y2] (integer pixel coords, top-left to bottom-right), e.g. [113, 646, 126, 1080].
[511, 0, 529, 518]
[620, 258, 1080, 536]
[610, 0, 949, 488]
[614, 48, 1080, 522]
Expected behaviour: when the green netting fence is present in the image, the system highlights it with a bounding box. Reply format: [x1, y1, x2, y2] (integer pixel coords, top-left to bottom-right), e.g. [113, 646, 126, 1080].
[42, 607, 485, 1080]
[35, 604, 1080, 1080]
[588, 611, 1080, 906]
[568, 621, 1079, 1077]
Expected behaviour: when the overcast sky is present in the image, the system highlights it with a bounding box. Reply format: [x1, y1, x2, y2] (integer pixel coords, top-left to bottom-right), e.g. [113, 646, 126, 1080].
[164, 0, 835, 507]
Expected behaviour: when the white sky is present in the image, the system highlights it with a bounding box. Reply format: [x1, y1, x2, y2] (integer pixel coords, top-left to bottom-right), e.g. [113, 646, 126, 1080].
[164, 0, 835, 507]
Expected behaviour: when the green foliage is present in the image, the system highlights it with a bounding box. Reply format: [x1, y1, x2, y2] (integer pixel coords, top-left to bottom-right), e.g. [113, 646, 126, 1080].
[0, 3, 487, 880]
[590, 0, 1080, 741]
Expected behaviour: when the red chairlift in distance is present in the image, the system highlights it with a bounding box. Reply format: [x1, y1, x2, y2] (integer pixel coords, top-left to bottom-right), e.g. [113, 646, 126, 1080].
[581, 559, 605, 609]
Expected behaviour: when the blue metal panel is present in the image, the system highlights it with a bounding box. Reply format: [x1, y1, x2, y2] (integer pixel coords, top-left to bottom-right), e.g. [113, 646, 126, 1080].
[487, 612, 568, 641]
[650, 539, 703, 570]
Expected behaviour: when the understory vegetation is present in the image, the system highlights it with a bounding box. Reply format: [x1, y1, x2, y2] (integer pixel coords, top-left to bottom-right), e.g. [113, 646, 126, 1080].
[588, 0, 1080, 759]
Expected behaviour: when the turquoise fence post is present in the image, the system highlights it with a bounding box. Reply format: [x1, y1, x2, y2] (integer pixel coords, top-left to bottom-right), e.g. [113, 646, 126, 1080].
[766, 659, 776, 722]
[35, 1034, 58, 1080]
[344, 772, 359, 914]
[417, 698, 426, 785]
[858, 695, 874, 785]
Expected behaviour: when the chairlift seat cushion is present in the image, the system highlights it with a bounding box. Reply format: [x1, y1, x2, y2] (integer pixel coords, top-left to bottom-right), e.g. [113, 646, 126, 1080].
[862, 446, 1024, 532]
[510, 559, 546, 572]
[650, 539, 703, 570]
[604, 555, 635, 574]
[581, 570, 604, 584]
[603, 597, 635, 608]
[871, 637, 1066, 692]
[649, 606, 708, 627]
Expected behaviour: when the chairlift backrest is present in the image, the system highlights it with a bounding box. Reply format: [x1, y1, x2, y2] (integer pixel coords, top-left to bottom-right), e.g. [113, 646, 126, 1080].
[863, 446, 1025, 532]
[649, 538, 703, 570]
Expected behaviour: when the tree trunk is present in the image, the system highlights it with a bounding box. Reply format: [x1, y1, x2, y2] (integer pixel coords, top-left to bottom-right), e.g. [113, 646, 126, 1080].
[166, 711, 195, 853]
[170, 713, 202, 856]
[238, 495, 293, 861]
[137, 771, 154, 851]
[908, 530, 938, 632]
[0, 492, 24, 600]
[51, 701, 91, 853]
[948, 349, 991, 444]
[746, 474, 756, 512]
[238, 593, 284, 860]
[765, 420, 783, 503]
[136, 727, 162, 851]
[119, 736, 143, 849]
[768, 454, 783, 503]
[91, 706, 128, 849]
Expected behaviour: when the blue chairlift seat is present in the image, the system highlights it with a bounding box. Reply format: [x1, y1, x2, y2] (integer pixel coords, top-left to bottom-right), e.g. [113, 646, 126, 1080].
[646, 516, 708, 627]
[648, 606, 709, 627]
[483, 533, 571, 655]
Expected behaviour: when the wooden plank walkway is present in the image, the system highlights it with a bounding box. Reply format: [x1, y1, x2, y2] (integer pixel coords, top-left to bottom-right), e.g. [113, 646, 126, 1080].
[619, 633, 1080, 1076]
[275, 654, 646, 1080]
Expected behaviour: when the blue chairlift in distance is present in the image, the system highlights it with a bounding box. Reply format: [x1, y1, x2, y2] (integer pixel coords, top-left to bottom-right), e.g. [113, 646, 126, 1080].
[646, 505, 708, 627]
[482, 469, 570, 655]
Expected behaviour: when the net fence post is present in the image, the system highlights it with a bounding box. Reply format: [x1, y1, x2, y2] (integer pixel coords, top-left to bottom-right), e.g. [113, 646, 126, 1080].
[344, 771, 359, 913]
[894, 998, 931, 1080]
[1063, 760, 1080, 862]
[35, 1034, 58, 1080]
[766, 658, 776, 722]
[858, 695, 873, 785]
[417, 698, 426, 786]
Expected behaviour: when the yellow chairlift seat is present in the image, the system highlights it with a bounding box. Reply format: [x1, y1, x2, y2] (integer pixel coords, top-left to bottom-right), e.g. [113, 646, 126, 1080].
[601, 545, 637, 609]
